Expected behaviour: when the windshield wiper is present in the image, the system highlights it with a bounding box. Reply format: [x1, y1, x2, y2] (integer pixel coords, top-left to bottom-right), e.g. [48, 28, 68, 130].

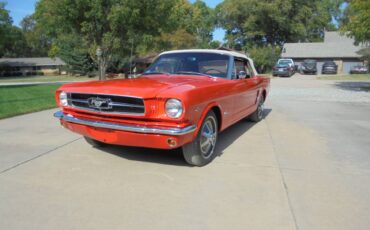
[175, 71, 213, 78]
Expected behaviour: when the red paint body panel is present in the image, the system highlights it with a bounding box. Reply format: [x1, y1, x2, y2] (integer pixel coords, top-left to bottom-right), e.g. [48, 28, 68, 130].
[56, 73, 270, 149]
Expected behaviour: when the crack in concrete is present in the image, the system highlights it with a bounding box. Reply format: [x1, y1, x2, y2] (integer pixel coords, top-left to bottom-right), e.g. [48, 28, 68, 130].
[264, 118, 300, 230]
[0, 137, 81, 175]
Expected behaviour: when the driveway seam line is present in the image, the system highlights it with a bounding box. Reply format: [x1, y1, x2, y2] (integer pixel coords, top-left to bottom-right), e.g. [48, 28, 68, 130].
[264, 119, 300, 230]
[0, 137, 81, 175]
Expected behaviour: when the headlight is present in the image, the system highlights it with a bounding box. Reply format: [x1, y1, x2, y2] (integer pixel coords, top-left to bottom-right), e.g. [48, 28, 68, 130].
[59, 91, 68, 106]
[165, 99, 183, 118]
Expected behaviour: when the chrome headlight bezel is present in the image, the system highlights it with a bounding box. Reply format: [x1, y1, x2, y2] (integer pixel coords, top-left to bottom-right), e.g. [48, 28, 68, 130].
[59, 91, 68, 107]
[165, 99, 183, 119]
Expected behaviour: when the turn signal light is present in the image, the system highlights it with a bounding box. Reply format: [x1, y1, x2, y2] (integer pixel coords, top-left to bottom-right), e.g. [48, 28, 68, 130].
[167, 138, 177, 148]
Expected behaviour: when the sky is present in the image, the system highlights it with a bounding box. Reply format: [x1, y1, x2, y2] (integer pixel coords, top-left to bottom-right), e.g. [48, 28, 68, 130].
[4, 0, 226, 42]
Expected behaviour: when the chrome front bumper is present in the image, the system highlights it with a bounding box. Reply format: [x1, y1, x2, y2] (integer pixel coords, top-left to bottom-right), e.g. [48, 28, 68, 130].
[54, 111, 196, 136]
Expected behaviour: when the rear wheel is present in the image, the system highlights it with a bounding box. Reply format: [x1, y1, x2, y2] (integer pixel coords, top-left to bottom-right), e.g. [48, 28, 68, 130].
[84, 136, 107, 148]
[182, 111, 218, 166]
[249, 96, 265, 122]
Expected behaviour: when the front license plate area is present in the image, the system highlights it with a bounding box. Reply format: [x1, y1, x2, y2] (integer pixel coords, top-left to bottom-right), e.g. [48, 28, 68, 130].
[88, 127, 118, 143]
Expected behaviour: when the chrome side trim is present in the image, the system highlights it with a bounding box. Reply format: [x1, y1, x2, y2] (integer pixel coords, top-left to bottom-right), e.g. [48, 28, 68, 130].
[54, 111, 196, 136]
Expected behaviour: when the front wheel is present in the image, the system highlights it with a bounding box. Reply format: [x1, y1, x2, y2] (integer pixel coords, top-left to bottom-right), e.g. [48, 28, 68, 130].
[249, 97, 264, 122]
[182, 111, 218, 166]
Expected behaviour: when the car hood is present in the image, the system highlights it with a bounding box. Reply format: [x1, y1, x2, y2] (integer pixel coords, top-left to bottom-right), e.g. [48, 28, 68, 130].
[60, 74, 218, 99]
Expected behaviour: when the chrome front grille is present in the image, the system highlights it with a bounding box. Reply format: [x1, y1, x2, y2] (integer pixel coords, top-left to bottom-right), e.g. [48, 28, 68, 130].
[67, 93, 145, 115]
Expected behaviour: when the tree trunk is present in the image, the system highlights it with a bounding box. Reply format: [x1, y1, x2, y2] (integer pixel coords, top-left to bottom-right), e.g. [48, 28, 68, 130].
[98, 56, 107, 80]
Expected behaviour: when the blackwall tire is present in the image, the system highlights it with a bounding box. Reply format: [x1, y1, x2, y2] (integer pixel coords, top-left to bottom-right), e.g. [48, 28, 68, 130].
[84, 136, 107, 148]
[249, 97, 264, 122]
[182, 111, 218, 166]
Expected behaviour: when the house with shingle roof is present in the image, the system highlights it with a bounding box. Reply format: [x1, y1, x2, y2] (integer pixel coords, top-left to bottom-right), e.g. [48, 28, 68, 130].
[0, 57, 66, 76]
[281, 32, 364, 74]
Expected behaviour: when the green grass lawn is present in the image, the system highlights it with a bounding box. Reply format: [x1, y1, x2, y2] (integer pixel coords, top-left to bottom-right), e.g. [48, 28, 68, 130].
[0, 84, 60, 119]
[0, 75, 98, 83]
[317, 74, 370, 81]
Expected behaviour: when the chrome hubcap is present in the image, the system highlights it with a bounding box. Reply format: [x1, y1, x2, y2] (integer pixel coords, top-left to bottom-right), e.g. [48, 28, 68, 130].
[258, 101, 264, 119]
[200, 117, 217, 158]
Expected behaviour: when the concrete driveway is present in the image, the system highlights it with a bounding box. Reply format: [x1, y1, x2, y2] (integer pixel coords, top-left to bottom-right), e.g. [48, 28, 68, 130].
[1, 75, 370, 230]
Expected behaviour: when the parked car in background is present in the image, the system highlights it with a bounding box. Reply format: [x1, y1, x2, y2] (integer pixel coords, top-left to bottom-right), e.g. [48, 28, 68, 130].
[350, 65, 369, 74]
[277, 58, 295, 70]
[321, 61, 338, 74]
[54, 49, 270, 166]
[272, 63, 294, 77]
[301, 59, 317, 74]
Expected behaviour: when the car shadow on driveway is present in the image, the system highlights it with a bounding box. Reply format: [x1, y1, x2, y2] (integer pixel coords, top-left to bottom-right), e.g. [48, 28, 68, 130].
[334, 81, 370, 92]
[95, 108, 272, 167]
[215, 108, 272, 158]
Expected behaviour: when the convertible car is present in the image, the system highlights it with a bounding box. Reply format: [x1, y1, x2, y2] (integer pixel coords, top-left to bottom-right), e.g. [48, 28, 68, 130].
[54, 49, 270, 166]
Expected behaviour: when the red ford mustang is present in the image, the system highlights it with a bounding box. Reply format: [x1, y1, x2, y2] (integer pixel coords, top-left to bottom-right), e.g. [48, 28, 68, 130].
[54, 49, 270, 166]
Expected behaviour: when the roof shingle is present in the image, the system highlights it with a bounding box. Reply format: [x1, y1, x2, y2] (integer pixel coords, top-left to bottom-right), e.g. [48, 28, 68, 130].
[281, 32, 363, 59]
[0, 57, 66, 67]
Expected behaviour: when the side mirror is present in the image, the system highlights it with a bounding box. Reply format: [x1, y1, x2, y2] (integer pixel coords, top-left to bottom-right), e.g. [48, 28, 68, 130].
[238, 71, 248, 79]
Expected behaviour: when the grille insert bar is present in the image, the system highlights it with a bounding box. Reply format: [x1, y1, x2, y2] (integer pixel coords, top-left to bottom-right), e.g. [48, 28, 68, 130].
[67, 93, 145, 115]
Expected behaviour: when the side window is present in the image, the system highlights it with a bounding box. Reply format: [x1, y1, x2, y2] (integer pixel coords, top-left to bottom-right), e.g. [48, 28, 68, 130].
[244, 60, 254, 78]
[232, 59, 246, 79]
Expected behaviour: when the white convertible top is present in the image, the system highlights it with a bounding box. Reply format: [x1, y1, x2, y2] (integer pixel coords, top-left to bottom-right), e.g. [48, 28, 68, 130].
[160, 49, 248, 59]
[159, 49, 258, 75]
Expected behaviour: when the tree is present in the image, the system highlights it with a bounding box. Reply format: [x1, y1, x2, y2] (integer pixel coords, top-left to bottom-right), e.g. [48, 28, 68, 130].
[20, 15, 50, 57]
[340, 0, 370, 44]
[1, 26, 29, 57]
[216, 0, 343, 48]
[339, 0, 370, 67]
[248, 46, 281, 73]
[0, 3, 32, 58]
[357, 47, 370, 65]
[154, 29, 197, 51]
[135, 0, 197, 54]
[0, 2, 13, 57]
[136, 0, 216, 54]
[191, 0, 215, 48]
[49, 34, 96, 75]
[35, 0, 181, 80]
[33, 0, 219, 75]
[209, 40, 221, 49]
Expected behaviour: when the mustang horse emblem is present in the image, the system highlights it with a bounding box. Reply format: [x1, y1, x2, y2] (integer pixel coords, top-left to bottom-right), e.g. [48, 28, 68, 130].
[87, 97, 112, 109]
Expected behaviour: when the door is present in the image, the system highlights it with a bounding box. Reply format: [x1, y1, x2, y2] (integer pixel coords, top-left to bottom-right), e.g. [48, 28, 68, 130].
[230, 58, 259, 121]
[244, 59, 261, 110]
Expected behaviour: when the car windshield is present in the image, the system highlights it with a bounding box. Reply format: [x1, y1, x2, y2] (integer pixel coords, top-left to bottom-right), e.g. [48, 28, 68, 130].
[144, 52, 230, 78]
[304, 60, 316, 64]
[278, 60, 292, 65]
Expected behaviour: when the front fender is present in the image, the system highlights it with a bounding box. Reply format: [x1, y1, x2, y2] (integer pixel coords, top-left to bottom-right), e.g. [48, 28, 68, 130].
[192, 102, 223, 138]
